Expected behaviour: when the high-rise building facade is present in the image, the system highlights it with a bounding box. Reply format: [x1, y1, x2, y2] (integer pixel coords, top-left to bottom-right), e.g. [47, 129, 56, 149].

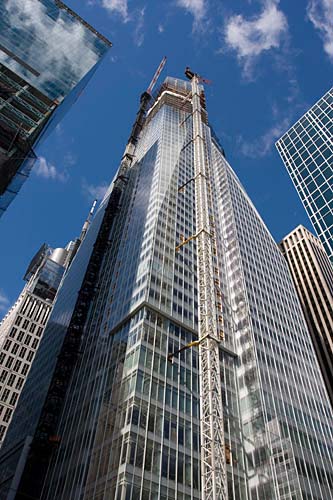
[0, 243, 69, 447]
[1, 77, 333, 500]
[275, 88, 333, 263]
[0, 0, 111, 216]
[0, 199, 96, 452]
[280, 225, 333, 406]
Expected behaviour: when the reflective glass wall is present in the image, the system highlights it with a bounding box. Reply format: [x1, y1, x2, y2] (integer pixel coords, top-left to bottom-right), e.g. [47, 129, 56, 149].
[0, 0, 110, 102]
[0, 0, 111, 215]
[276, 88, 333, 263]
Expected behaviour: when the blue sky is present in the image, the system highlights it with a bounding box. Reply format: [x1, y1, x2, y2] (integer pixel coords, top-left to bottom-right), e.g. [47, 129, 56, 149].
[1, 0, 332, 317]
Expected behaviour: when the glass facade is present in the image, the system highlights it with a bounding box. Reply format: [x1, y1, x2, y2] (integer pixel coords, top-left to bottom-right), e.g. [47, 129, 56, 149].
[0, 0, 111, 216]
[0, 0, 110, 102]
[276, 88, 333, 263]
[1, 78, 333, 500]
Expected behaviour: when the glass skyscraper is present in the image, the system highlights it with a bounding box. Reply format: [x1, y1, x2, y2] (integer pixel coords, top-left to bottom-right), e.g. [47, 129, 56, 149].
[276, 88, 333, 263]
[1, 77, 333, 500]
[0, 0, 111, 216]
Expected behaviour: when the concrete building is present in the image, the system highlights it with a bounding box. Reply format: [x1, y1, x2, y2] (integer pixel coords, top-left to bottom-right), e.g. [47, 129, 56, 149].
[0, 0, 111, 216]
[280, 225, 333, 406]
[0, 243, 68, 447]
[276, 88, 333, 263]
[0, 198, 96, 451]
[0, 76, 332, 499]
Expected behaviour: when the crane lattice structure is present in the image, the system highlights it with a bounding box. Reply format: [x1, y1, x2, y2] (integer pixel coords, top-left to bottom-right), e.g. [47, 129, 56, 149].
[171, 68, 228, 500]
[189, 68, 228, 500]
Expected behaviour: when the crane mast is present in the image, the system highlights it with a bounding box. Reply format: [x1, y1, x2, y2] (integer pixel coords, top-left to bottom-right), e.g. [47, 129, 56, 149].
[123, 55, 167, 164]
[187, 70, 228, 500]
[147, 55, 167, 95]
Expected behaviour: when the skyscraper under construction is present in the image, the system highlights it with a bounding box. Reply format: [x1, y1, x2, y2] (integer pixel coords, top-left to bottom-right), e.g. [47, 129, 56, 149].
[1, 72, 333, 500]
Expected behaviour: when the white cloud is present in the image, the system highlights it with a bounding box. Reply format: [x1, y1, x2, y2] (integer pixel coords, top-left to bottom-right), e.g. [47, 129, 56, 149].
[158, 24, 165, 33]
[225, 0, 288, 77]
[133, 7, 145, 47]
[238, 115, 291, 158]
[100, 0, 145, 45]
[307, 0, 333, 61]
[101, 0, 129, 21]
[64, 152, 77, 167]
[34, 157, 68, 182]
[237, 75, 303, 159]
[176, 0, 207, 26]
[0, 290, 9, 314]
[55, 124, 63, 136]
[82, 179, 109, 201]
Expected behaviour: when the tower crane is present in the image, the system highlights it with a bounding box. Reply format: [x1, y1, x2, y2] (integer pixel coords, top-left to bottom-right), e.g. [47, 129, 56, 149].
[169, 68, 228, 500]
[121, 56, 167, 169]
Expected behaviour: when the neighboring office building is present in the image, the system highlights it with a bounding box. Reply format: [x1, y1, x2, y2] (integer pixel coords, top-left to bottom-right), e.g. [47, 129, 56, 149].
[0, 0, 111, 216]
[0, 199, 96, 450]
[276, 87, 333, 263]
[0, 243, 68, 448]
[280, 225, 333, 406]
[1, 76, 333, 500]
